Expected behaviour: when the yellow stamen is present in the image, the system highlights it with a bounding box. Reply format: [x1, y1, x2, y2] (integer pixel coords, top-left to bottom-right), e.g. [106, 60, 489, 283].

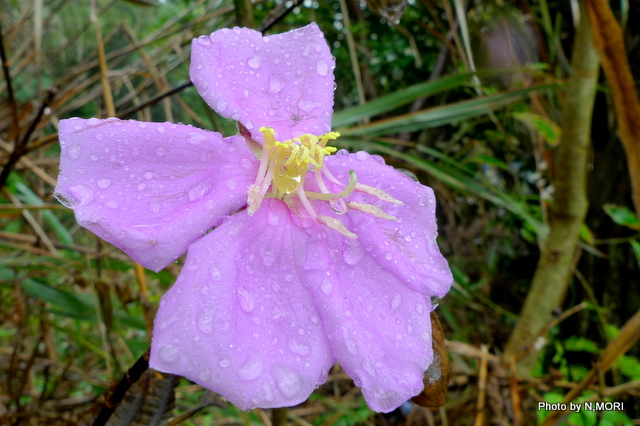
[349, 201, 397, 221]
[247, 126, 400, 239]
[306, 170, 357, 201]
[317, 215, 357, 239]
[354, 183, 404, 205]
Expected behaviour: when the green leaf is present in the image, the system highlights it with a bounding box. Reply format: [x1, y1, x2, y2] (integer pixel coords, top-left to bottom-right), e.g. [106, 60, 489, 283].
[616, 355, 640, 380]
[513, 112, 562, 146]
[629, 240, 640, 271]
[564, 336, 599, 354]
[580, 223, 595, 245]
[600, 409, 634, 426]
[339, 139, 543, 232]
[8, 173, 75, 245]
[21, 279, 145, 330]
[464, 154, 509, 171]
[603, 204, 640, 230]
[333, 73, 473, 128]
[340, 84, 558, 136]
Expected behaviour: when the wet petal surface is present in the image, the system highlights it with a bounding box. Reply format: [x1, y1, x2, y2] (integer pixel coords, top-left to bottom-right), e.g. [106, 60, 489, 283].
[150, 200, 334, 409]
[323, 151, 453, 297]
[190, 24, 335, 143]
[302, 227, 434, 413]
[55, 118, 258, 271]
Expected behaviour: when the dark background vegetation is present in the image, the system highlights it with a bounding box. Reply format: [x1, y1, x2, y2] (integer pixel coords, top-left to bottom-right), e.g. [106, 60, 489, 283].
[1, 0, 639, 424]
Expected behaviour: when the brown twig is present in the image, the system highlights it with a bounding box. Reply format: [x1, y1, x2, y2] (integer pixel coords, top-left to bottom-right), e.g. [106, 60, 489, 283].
[541, 309, 640, 425]
[257, 0, 303, 33]
[91, 348, 151, 426]
[474, 345, 488, 426]
[117, 81, 193, 120]
[585, 0, 640, 215]
[0, 21, 20, 141]
[0, 89, 56, 191]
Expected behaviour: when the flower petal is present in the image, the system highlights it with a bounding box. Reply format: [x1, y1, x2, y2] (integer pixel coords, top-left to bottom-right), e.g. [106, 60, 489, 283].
[324, 151, 453, 297]
[150, 199, 334, 410]
[190, 23, 335, 143]
[302, 229, 434, 413]
[55, 118, 258, 272]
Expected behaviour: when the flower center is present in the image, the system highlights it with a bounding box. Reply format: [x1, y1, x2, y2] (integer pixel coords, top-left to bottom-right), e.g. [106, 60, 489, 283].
[246, 126, 403, 238]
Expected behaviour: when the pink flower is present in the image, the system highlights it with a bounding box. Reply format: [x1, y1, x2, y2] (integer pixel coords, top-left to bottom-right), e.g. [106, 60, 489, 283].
[55, 23, 452, 412]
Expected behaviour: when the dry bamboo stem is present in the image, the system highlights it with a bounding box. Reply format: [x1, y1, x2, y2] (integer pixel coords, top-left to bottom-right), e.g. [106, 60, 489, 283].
[504, 5, 600, 376]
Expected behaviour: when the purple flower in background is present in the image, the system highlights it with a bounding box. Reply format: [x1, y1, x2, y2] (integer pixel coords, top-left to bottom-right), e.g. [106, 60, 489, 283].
[55, 23, 452, 412]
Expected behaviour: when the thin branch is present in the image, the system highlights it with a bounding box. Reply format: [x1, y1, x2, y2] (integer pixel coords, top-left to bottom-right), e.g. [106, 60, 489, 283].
[257, 0, 303, 33]
[0, 20, 21, 141]
[117, 81, 193, 120]
[541, 309, 640, 425]
[0, 89, 56, 191]
[91, 348, 151, 426]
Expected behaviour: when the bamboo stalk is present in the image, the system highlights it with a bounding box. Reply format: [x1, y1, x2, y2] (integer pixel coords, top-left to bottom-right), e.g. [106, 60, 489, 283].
[585, 0, 640, 215]
[504, 5, 600, 377]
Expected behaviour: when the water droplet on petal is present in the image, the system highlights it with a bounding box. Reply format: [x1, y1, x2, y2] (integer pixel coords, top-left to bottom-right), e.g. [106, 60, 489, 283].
[68, 185, 94, 206]
[262, 249, 276, 266]
[187, 132, 207, 144]
[269, 76, 285, 93]
[298, 99, 321, 112]
[144, 172, 153, 179]
[210, 266, 222, 281]
[288, 339, 310, 356]
[355, 151, 368, 161]
[157, 125, 165, 134]
[430, 296, 440, 311]
[248, 55, 261, 69]
[198, 307, 215, 333]
[238, 355, 263, 381]
[97, 178, 111, 189]
[345, 337, 358, 355]
[156, 147, 166, 157]
[188, 182, 211, 202]
[385, 252, 393, 261]
[272, 365, 303, 398]
[149, 203, 160, 213]
[91, 155, 98, 161]
[316, 59, 329, 76]
[197, 35, 211, 48]
[198, 368, 211, 382]
[416, 303, 424, 314]
[391, 294, 402, 311]
[330, 198, 348, 214]
[219, 356, 231, 368]
[216, 99, 229, 112]
[158, 345, 179, 363]
[267, 211, 280, 226]
[137, 183, 146, 191]
[237, 286, 256, 313]
[343, 243, 364, 266]
[263, 381, 274, 401]
[320, 278, 332, 296]
[68, 144, 81, 159]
